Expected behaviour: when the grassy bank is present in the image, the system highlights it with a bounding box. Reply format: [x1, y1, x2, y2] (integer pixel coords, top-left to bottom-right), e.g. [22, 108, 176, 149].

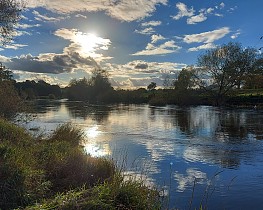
[0, 119, 161, 210]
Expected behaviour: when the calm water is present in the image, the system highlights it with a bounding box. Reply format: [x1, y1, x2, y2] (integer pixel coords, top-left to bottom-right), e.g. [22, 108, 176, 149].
[25, 100, 263, 210]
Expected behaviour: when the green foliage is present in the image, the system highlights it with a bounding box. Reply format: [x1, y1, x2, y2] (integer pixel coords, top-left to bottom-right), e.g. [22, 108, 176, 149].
[116, 88, 149, 104]
[0, 120, 50, 209]
[15, 80, 62, 100]
[174, 67, 195, 91]
[66, 68, 116, 103]
[0, 62, 13, 81]
[0, 63, 24, 119]
[0, 81, 23, 119]
[0, 118, 31, 143]
[49, 123, 84, 146]
[0, 0, 24, 45]
[196, 42, 260, 105]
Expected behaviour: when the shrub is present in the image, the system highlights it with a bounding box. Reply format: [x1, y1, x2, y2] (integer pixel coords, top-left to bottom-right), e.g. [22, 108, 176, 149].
[0, 118, 31, 144]
[49, 123, 84, 146]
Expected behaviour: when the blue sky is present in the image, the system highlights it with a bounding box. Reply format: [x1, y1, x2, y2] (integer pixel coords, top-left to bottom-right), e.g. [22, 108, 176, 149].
[0, 0, 262, 88]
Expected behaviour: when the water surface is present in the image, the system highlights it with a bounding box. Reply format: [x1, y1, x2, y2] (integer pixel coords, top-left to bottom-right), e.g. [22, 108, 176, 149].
[25, 100, 263, 210]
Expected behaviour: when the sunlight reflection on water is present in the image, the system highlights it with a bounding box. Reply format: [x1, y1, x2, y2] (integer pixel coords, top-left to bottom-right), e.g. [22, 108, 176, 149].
[84, 143, 111, 157]
[85, 125, 101, 138]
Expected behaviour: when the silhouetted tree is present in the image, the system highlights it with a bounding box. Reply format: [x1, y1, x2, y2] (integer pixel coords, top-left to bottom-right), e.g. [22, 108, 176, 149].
[66, 77, 90, 101]
[66, 67, 116, 103]
[147, 82, 156, 91]
[0, 62, 13, 81]
[174, 67, 195, 91]
[0, 0, 24, 45]
[0, 62, 22, 118]
[243, 57, 263, 89]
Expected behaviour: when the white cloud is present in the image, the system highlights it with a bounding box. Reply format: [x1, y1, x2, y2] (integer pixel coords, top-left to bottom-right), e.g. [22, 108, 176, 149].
[141, 20, 162, 27]
[32, 10, 65, 22]
[27, 0, 168, 22]
[135, 27, 156, 35]
[172, 2, 226, 24]
[183, 27, 230, 44]
[15, 23, 41, 29]
[13, 70, 59, 84]
[2, 28, 113, 75]
[136, 20, 162, 35]
[132, 40, 181, 56]
[188, 43, 217, 52]
[75, 14, 87, 19]
[3, 44, 28, 50]
[206, 7, 214, 14]
[220, 2, 225, 9]
[172, 2, 195, 20]
[105, 60, 186, 88]
[231, 30, 241, 39]
[187, 13, 207, 24]
[151, 34, 165, 43]
[0, 55, 11, 63]
[228, 6, 238, 13]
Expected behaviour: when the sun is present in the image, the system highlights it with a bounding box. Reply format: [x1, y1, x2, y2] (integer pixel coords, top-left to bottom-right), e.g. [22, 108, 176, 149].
[74, 32, 110, 57]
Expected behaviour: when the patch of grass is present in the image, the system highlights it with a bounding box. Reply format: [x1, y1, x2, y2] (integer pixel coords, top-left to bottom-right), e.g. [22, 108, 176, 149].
[25, 175, 161, 210]
[0, 119, 161, 209]
[235, 89, 263, 96]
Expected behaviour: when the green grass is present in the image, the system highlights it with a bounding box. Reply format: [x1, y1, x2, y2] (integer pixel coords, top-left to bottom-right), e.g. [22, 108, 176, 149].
[0, 119, 161, 210]
[25, 175, 161, 210]
[234, 88, 263, 96]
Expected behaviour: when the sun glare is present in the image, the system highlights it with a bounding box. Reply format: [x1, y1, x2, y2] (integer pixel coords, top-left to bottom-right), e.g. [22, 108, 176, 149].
[74, 32, 110, 57]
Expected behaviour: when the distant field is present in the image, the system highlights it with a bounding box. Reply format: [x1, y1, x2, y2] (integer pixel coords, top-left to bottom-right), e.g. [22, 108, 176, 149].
[235, 89, 263, 96]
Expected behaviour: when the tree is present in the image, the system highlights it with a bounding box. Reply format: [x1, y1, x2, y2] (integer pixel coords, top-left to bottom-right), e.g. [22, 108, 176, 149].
[66, 67, 115, 103]
[195, 42, 259, 105]
[243, 57, 263, 89]
[174, 67, 195, 90]
[90, 67, 113, 93]
[0, 62, 13, 81]
[66, 77, 91, 101]
[0, 0, 24, 45]
[0, 62, 22, 118]
[147, 82, 156, 91]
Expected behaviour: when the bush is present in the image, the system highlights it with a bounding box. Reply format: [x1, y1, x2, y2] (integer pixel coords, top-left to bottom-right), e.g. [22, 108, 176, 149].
[0, 118, 31, 143]
[49, 123, 84, 146]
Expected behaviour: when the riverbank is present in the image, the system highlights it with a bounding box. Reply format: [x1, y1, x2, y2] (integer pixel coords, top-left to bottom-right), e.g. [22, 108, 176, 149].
[0, 119, 161, 209]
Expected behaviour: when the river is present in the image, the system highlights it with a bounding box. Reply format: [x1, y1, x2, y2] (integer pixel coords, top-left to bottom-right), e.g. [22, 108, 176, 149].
[24, 99, 263, 210]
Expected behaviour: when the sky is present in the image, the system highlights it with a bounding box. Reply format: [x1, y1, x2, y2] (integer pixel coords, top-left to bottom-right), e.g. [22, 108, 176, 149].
[0, 0, 263, 88]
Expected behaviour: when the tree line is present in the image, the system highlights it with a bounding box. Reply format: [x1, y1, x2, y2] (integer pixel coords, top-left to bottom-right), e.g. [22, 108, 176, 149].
[1, 0, 263, 118]
[1, 40, 263, 119]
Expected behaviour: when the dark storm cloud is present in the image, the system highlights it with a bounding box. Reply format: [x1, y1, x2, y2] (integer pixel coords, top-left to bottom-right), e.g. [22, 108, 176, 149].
[134, 63, 148, 69]
[6, 53, 97, 74]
